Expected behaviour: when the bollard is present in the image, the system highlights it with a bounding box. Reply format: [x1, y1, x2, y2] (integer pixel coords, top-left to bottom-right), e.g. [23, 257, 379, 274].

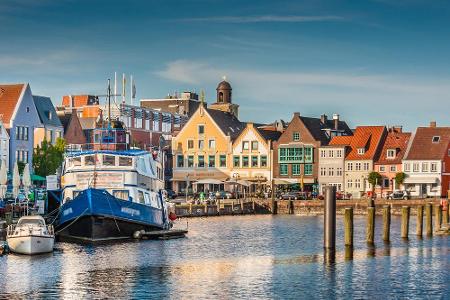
[434, 205, 442, 231]
[204, 203, 208, 214]
[216, 199, 220, 215]
[443, 202, 449, 226]
[252, 199, 256, 213]
[382, 205, 391, 242]
[231, 200, 234, 213]
[272, 200, 278, 215]
[425, 203, 433, 236]
[366, 207, 375, 244]
[324, 186, 336, 250]
[289, 200, 294, 215]
[189, 203, 193, 216]
[344, 207, 353, 247]
[416, 205, 423, 237]
[401, 206, 410, 239]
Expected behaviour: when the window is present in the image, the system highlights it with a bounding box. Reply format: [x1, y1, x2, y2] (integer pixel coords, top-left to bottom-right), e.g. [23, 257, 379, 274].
[337, 167, 343, 176]
[15, 126, 29, 141]
[292, 164, 301, 175]
[293, 132, 300, 141]
[280, 164, 288, 175]
[390, 166, 396, 172]
[383, 178, 390, 188]
[363, 163, 369, 171]
[26, 107, 30, 113]
[119, 157, 132, 166]
[260, 155, 267, 167]
[251, 156, 258, 167]
[387, 149, 396, 159]
[198, 125, 205, 134]
[431, 163, 437, 172]
[85, 155, 95, 166]
[347, 162, 353, 171]
[358, 148, 365, 155]
[336, 150, 343, 158]
[209, 139, 216, 149]
[328, 150, 334, 158]
[219, 155, 226, 167]
[432, 136, 440, 143]
[103, 155, 116, 166]
[304, 147, 313, 162]
[137, 191, 145, 204]
[198, 140, 204, 150]
[177, 155, 184, 168]
[113, 190, 129, 201]
[320, 150, 326, 158]
[72, 157, 81, 167]
[328, 167, 334, 176]
[355, 163, 361, 171]
[413, 163, 419, 172]
[251, 141, 258, 151]
[404, 163, 410, 172]
[233, 156, 240, 168]
[208, 155, 215, 168]
[304, 164, 313, 175]
[355, 179, 361, 189]
[242, 156, 249, 167]
[320, 167, 326, 176]
[242, 141, 249, 150]
[187, 155, 194, 168]
[187, 140, 194, 149]
[347, 179, 353, 188]
[15, 150, 29, 163]
[379, 166, 385, 172]
[198, 155, 205, 168]
[279, 147, 304, 163]
[422, 163, 428, 172]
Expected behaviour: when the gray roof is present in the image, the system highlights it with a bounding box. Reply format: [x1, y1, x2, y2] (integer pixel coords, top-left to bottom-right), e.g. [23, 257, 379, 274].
[300, 116, 353, 145]
[256, 127, 282, 142]
[33, 96, 62, 127]
[206, 108, 244, 140]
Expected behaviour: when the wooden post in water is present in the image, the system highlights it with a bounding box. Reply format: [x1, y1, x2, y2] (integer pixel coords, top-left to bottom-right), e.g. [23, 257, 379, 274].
[252, 199, 256, 213]
[189, 203, 193, 216]
[443, 201, 449, 226]
[366, 207, 375, 244]
[416, 205, 423, 237]
[382, 205, 391, 242]
[289, 200, 294, 214]
[434, 204, 442, 231]
[204, 203, 208, 215]
[324, 186, 336, 250]
[425, 203, 433, 236]
[216, 199, 220, 215]
[344, 207, 353, 247]
[401, 206, 410, 239]
[271, 179, 277, 215]
[240, 198, 244, 214]
[231, 200, 234, 213]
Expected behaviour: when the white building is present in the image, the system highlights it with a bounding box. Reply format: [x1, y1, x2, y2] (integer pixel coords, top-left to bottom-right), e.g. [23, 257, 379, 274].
[0, 120, 10, 171]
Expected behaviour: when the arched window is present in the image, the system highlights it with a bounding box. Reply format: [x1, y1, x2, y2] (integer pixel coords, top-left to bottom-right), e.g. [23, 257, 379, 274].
[218, 92, 223, 102]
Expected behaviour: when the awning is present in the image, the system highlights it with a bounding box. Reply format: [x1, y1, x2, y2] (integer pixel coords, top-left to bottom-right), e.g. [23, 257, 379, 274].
[193, 179, 224, 185]
[31, 174, 46, 181]
[225, 179, 252, 186]
[404, 177, 438, 184]
[273, 179, 292, 185]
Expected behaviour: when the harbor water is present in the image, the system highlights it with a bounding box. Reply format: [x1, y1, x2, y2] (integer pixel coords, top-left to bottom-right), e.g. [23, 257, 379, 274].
[1, 215, 449, 299]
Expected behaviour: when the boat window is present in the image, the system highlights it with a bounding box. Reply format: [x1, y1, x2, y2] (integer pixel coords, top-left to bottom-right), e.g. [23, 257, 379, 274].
[85, 155, 95, 166]
[137, 191, 145, 204]
[17, 219, 44, 226]
[103, 155, 116, 166]
[72, 157, 82, 167]
[144, 193, 150, 205]
[113, 190, 129, 201]
[150, 193, 161, 209]
[119, 156, 133, 166]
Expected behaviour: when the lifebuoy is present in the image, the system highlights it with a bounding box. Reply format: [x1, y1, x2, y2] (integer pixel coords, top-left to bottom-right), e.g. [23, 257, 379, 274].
[169, 212, 177, 221]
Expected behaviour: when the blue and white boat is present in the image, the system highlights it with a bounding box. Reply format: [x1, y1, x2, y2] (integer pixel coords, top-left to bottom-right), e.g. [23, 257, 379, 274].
[57, 148, 170, 242]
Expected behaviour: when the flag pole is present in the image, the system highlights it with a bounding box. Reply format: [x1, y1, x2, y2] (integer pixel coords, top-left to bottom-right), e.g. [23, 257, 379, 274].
[122, 73, 126, 104]
[130, 75, 133, 106]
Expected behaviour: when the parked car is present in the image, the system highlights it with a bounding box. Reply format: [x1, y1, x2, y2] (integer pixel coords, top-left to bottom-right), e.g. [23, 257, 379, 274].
[215, 191, 232, 199]
[336, 191, 352, 200]
[279, 191, 307, 200]
[387, 190, 410, 200]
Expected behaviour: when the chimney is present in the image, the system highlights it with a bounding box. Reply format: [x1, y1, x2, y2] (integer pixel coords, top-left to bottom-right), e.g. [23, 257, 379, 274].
[430, 121, 436, 128]
[320, 114, 327, 124]
[392, 126, 403, 133]
[332, 114, 339, 130]
[294, 112, 300, 118]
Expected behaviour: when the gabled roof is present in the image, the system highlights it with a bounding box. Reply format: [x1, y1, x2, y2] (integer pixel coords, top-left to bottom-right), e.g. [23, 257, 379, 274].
[329, 135, 352, 146]
[33, 96, 62, 127]
[330, 126, 386, 160]
[0, 84, 25, 126]
[404, 126, 450, 160]
[256, 127, 282, 142]
[58, 112, 72, 132]
[375, 129, 411, 165]
[206, 108, 244, 140]
[299, 116, 353, 145]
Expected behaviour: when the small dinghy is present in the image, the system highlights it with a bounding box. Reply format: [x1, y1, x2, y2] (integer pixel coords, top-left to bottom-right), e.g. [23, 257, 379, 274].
[6, 216, 55, 255]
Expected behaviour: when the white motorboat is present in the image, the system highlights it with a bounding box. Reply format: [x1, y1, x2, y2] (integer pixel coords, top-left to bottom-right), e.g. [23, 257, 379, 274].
[6, 215, 55, 255]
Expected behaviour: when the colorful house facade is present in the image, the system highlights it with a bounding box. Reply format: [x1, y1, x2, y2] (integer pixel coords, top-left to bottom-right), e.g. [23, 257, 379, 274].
[33, 96, 64, 147]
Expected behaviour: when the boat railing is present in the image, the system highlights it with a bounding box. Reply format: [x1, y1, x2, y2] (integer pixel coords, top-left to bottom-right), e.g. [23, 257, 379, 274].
[6, 224, 16, 236]
[47, 225, 54, 236]
[6, 224, 55, 236]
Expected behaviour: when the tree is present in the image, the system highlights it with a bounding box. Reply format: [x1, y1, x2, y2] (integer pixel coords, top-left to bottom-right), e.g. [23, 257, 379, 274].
[33, 138, 66, 177]
[367, 171, 382, 202]
[395, 172, 407, 188]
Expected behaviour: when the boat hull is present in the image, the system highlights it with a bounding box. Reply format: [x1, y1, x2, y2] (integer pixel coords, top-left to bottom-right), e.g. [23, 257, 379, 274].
[7, 235, 54, 255]
[57, 189, 167, 243]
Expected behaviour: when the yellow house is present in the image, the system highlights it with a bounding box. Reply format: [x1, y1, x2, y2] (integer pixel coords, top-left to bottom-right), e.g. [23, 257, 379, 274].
[171, 104, 244, 193]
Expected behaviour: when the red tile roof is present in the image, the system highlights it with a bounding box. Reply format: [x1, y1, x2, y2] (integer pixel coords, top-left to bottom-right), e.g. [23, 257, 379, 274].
[330, 126, 386, 160]
[0, 84, 25, 127]
[404, 127, 450, 160]
[375, 129, 411, 165]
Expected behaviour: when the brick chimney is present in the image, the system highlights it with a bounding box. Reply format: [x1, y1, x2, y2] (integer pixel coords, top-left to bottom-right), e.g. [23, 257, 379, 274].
[332, 114, 339, 130]
[320, 114, 327, 124]
[430, 121, 437, 128]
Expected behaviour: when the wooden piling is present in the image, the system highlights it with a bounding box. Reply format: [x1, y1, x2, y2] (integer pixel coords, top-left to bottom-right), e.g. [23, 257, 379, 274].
[425, 203, 433, 236]
[434, 205, 442, 231]
[443, 202, 449, 226]
[324, 186, 336, 250]
[401, 206, 410, 239]
[204, 203, 208, 214]
[416, 205, 423, 237]
[344, 207, 353, 247]
[366, 207, 375, 244]
[189, 203, 193, 216]
[231, 200, 234, 213]
[252, 199, 256, 213]
[382, 205, 391, 242]
[216, 199, 220, 215]
[240, 199, 244, 214]
[289, 200, 294, 214]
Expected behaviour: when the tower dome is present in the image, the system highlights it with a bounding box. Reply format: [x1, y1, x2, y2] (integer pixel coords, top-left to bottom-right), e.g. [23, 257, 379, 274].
[216, 77, 232, 103]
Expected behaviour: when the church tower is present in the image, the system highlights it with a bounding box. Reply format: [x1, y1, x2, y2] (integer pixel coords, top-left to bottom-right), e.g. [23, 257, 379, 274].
[209, 77, 239, 117]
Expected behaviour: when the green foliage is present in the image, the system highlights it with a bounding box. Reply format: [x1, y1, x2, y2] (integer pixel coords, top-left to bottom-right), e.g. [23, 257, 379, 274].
[395, 172, 407, 186]
[17, 161, 26, 174]
[33, 138, 66, 177]
[368, 171, 382, 189]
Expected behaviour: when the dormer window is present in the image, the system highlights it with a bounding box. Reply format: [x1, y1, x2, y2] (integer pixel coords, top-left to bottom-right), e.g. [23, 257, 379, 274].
[386, 149, 396, 159]
[432, 136, 440, 143]
[293, 132, 300, 141]
[357, 148, 365, 155]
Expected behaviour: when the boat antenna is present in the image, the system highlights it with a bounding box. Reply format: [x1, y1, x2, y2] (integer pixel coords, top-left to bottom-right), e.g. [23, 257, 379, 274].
[107, 79, 111, 128]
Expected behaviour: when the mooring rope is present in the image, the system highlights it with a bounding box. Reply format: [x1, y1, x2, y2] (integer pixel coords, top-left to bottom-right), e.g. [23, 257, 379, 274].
[54, 208, 89, 235]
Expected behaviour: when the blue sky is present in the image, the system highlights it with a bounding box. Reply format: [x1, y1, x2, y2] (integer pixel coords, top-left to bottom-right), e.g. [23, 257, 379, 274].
[1, 0, 449, 129]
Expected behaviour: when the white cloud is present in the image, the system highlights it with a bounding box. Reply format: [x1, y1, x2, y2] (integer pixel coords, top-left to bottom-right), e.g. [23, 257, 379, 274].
[178, 15, 345, 23]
